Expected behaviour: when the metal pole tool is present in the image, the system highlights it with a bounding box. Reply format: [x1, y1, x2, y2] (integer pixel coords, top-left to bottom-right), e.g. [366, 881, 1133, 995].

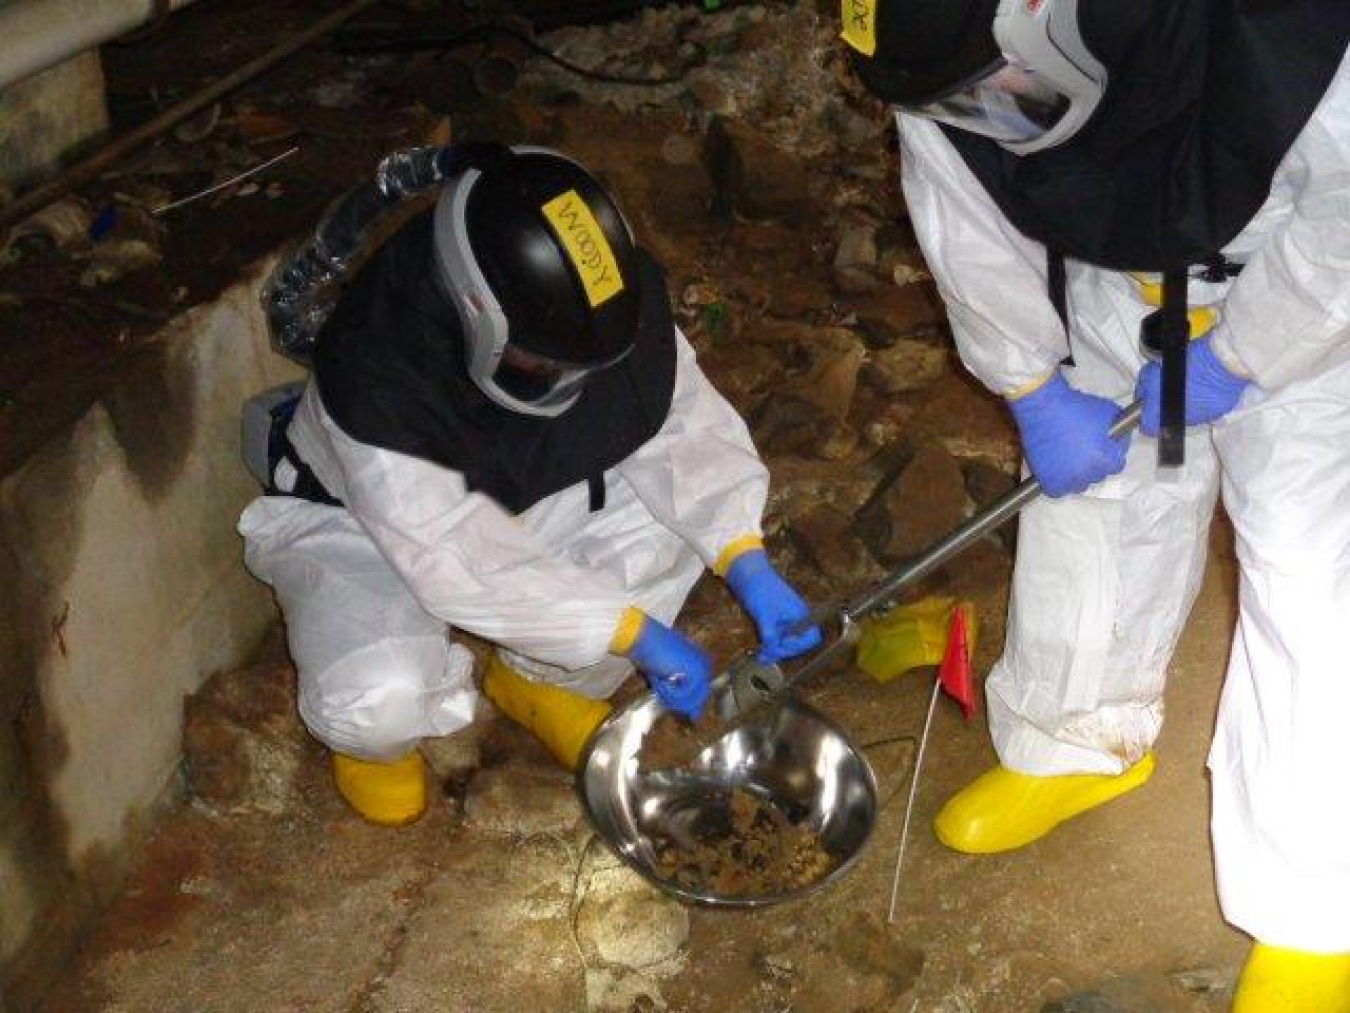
[668, 400, 1145, 765]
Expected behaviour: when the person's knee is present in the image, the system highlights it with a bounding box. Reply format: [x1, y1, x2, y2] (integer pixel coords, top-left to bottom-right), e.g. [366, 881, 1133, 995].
[298, 658, 429, 762]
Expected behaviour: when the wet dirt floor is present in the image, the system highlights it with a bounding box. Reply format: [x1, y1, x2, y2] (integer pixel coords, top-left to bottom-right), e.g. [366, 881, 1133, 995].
[12, 2, 1250, 1010]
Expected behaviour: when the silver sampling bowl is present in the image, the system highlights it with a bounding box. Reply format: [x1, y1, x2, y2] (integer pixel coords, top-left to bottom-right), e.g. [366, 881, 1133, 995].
[576, 676, 878, 908]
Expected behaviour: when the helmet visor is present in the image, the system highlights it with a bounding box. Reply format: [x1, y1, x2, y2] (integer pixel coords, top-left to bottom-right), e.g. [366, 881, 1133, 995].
[488, 342, 616, 411]
[908, 61, 1072, 146]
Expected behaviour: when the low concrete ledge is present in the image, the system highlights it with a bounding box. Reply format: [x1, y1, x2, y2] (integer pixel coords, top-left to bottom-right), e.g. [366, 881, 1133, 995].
[0, 257, 299, 1006]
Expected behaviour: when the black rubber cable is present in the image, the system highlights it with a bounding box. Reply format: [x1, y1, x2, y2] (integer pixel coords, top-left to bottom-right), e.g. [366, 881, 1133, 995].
[334, 21, 691, 86]
[455, 0, 700, 32]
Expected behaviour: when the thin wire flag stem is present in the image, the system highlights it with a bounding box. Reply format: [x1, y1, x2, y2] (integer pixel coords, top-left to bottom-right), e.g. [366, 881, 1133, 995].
[153, 145, 299, 214]
[887, 675, 942, 924]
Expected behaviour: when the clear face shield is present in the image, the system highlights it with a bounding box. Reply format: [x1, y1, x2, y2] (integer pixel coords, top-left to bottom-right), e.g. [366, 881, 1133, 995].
[483, 341, 624, 415]
[910, 59, 1075, 148]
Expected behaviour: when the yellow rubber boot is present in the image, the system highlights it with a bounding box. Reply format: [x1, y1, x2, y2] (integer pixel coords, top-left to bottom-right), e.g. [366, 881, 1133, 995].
[1233, 944, 1350, 1012]
[332, 751, 427, 827]
[482, 654, 611, 771]
[935, 752, 1156, 854]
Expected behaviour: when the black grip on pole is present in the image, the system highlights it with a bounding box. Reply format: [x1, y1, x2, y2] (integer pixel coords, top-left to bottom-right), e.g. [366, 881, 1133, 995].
[1159, 268, 1189, 468]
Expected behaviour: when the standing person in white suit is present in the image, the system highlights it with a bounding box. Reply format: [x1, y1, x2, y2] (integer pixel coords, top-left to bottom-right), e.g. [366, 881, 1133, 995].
[842, 0, 1350, 1007]
[239, 144, 819, 827]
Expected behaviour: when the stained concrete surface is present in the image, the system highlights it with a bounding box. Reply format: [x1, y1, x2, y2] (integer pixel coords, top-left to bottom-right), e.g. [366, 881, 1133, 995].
[0, 51, 108, 190]
[0, 264, 301, 1008]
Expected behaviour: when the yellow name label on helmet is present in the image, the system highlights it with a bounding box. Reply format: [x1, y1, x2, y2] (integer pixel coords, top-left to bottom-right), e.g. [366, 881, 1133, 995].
[840, 0, 877, 56]
[541, 190, 625, 309]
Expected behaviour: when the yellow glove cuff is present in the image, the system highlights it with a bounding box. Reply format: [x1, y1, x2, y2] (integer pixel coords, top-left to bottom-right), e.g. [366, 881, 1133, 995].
[1004, 369, 1057, 402]
[712, 534, 765, 577]
[609, 606, 646, 655]
[1127, 273, 1218, 337]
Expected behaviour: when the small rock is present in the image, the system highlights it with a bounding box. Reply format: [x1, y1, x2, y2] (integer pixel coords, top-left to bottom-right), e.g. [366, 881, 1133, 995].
[79, 238, 161, 287]
[833, 223, 878, 291]
[419, 729, 482, 784]
[890, 263, 931, 286]
[860, 444, 971, 565]
[939, 434, 1021, 474]
[817, 422, 860, 461]
[861, 402, 916, 450]
[680, 281, 722, 308]
[789, 504, 878, 583]
[576, 866, 689, 970]
[863, 339, 950, 395]
[7, 197, 92, 255]
[1168, 965, 1237, 995]
[463, 762, 579, 836]
[834, 264, 879, 295]
[780, 328, 867, 424]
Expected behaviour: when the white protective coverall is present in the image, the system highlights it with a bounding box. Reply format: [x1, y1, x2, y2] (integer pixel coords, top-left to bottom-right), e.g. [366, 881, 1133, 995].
[896, 51, 1350, 951]
[238, 330, 767, 763]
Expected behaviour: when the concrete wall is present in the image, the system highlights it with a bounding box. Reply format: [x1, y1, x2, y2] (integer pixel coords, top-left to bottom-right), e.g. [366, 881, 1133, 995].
[0, 260, 301, 1008]
[0, 50, 108, 190]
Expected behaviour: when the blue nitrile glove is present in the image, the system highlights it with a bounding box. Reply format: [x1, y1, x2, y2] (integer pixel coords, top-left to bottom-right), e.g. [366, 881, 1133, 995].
[724, 549, 823, 664]
[1007, 371, 1130, 498]
[624, 616, 711, 720]
[1136, 335, 1252, 436]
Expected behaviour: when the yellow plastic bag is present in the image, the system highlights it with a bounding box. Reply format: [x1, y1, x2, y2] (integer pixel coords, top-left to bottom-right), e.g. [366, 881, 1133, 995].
[855, 597, 978, 683]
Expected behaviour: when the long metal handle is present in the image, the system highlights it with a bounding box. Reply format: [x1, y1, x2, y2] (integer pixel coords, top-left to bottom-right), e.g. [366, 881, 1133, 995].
[670, 400, 1144, 768]
[838, 399, 1143, 624]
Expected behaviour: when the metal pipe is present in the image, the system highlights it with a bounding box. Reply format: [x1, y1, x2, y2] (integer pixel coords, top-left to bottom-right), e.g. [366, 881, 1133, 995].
[0, 0, 199, 92]
[0, 0, 380, 234]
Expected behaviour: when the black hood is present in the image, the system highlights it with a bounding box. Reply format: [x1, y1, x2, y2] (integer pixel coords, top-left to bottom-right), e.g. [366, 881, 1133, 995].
[940, 0, 1350, 270]
[313, 211, 678, 514]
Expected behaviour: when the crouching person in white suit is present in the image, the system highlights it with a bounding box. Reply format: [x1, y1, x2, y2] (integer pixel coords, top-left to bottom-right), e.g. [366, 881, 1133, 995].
[239, 144, 820, 825]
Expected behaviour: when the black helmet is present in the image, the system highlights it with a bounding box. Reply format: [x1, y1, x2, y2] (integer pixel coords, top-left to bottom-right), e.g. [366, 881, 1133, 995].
[844, 0, 1002, 105]
[433, 146, 642, 417]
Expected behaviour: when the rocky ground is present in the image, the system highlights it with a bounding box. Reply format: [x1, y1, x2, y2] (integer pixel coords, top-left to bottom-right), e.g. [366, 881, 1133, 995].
[25, 2, 1247, 1010]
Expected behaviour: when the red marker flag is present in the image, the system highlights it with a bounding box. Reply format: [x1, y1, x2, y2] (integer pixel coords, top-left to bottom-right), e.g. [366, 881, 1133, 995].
[938, 604, 976, 719]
